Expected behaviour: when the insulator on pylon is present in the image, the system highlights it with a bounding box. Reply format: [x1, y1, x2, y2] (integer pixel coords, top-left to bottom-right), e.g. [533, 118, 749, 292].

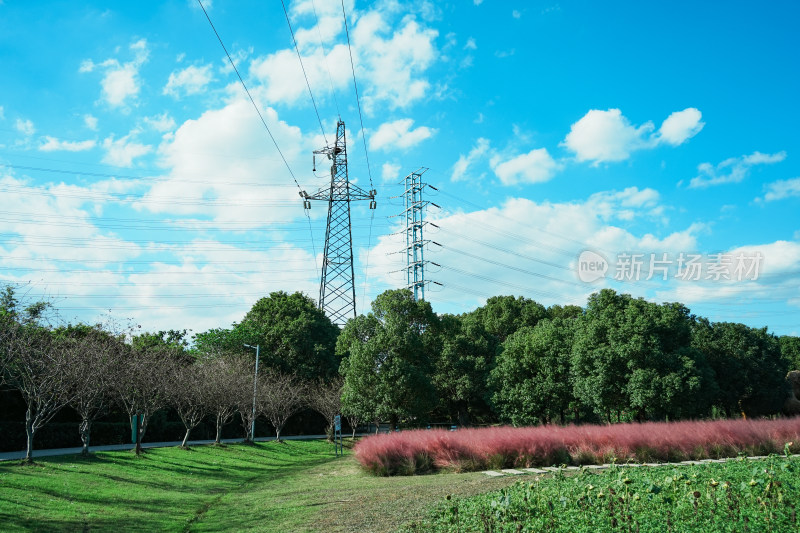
[369, 200, 376, 209]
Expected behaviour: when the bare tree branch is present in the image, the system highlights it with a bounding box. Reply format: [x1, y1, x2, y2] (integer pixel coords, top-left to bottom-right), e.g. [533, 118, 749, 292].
[258, 371, 306, 443]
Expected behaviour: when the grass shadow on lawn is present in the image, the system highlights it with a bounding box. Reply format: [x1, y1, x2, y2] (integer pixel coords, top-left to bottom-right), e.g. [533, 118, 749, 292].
[0, 440, 338, 533]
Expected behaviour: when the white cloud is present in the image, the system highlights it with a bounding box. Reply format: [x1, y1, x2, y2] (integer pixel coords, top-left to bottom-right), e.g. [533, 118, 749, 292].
[0, 174, 141, 265]
[474, 0, 483, 5]
[661, 240, 800, 312]
[137, 98, 310, 224]
[657, 108, 704, 145]
[689, 151, 786, 188]
[143, 112, 177, 133]
[102, 63, 140, 107]
[366, 186, 699, 313]
[512, 10, 521, 18]
[562, 109, 653, 164]
[39, 136, 96, 152]
[80, 39, 149, 108]
[0, 106, 5, 120]
[562, 108, 703, 165]
[84, 114, 98, 131]
[759, 177, 800, 202]
[350, 12, 438, 111]
[743, 151, 787, 165]
[250, 46, 350, 107]
[101, 133, 152, 167]
[464, 37, 477, 50]
[369, 118, 435, 151]
[247, 3, 438, 112]
[451, 137, 490, 182]
[587, 187, 662, 221]
[15, 118, 35, 136]
[163, 64, 214, 97]
[381, 162, 401, 182]
[490, 148, 562, 185]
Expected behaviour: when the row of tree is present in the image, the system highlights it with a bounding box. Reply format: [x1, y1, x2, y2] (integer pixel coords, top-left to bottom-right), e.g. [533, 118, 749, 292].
[2, 285, 799, 460]
[0, 287, 344, 462]
[336, 289, 800, 429]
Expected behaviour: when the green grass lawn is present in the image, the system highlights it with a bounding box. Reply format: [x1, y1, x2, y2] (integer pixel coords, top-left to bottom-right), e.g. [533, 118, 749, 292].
[0, 440, 519, 532]
[7, 440, 795, 533]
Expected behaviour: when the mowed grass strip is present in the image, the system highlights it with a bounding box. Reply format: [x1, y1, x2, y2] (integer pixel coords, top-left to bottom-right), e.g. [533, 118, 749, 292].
[0, 441, 334, 532]
[0, 440, 520, 532]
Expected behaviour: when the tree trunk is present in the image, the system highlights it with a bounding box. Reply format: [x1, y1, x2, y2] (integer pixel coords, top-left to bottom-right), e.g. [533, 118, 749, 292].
[275, 425, 282, 443]
[79, 418, 91, 456]
[134, 414, 148, 455]
[24, 407, 35, 464]
[373, 418, 380, 434]
[215, 415, 223, 444]
[181, 427, 191, 448]
[457, 407, 469, 427]
[389, 414, 398, 432]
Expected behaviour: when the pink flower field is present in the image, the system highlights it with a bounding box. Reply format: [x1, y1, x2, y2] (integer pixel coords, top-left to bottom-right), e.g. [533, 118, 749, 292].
[354, 418, 800, 476]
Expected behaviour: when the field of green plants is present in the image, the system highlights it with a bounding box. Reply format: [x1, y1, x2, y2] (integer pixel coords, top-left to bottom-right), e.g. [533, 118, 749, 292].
[401, 454, 799, 532]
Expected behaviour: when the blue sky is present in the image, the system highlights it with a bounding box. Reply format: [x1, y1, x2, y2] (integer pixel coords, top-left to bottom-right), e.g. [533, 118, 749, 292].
[1, 0, 798, 336]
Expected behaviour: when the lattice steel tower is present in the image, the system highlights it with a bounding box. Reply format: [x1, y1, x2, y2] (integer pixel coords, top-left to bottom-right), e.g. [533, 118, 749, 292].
[403, 168, 438, 301]
[301, 120, 376, 326]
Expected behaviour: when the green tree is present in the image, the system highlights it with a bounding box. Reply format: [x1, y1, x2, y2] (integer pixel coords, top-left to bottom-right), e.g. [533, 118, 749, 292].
[470, 295, 548, 343]
[339, 290, 437, 429]
[692, 319, 787, 417]
[338, 314, 382, 432]
[237, 291, 340, 380]
[432, 313, 494, 425]
[571, 290, 715, 422]
[490, 317, 576, 426]
[780, 335, 800, 371]
[546, 304, 583, 320]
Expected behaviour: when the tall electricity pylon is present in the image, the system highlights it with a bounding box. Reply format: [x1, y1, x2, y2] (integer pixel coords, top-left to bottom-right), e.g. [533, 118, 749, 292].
[402, 168, 439, 301]
[301, 120, 376, 326]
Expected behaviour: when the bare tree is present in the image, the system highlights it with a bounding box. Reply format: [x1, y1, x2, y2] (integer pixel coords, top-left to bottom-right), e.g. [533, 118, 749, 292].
[307, 376, 343, 441]
[259, 371, 306, 443]
[168, 361, 212, 448]
[112, 345, 172, 455]
[63, 325, 120, 456]
[235, 357, 259, 443]
[342, 409, 362, 440]
[205, 354, 250, 444]
[5, 323, 76, 463]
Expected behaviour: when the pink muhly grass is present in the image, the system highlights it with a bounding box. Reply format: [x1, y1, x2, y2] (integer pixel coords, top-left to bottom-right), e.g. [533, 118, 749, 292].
[353, 417, 800, 475]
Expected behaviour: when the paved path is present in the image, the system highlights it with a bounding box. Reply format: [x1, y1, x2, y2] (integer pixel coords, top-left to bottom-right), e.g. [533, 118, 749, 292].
[0, 434, 340, 462]
[481, 454, 800, 477]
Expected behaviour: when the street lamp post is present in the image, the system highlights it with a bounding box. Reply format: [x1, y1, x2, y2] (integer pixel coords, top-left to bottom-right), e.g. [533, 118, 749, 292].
[243, 344, 260, 442]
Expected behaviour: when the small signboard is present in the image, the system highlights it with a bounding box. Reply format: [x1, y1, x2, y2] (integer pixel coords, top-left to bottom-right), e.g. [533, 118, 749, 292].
[334, 414, 343, 456]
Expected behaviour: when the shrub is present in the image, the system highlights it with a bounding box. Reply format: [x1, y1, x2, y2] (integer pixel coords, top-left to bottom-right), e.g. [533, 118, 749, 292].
[354, 418, 800, 475]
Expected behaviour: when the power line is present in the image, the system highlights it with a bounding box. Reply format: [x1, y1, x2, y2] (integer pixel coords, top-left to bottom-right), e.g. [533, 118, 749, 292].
[0, 162, 300, 188]
[310, 0, 341, 117]
[196, 0, 303, 192]
[279, 0, 328, 145]
[340, 0, 373, 190]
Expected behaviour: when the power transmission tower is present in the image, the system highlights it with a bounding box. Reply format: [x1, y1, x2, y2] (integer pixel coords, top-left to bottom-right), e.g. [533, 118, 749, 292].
[301, 119, 376, 326]
[402, 168, 439, 301]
